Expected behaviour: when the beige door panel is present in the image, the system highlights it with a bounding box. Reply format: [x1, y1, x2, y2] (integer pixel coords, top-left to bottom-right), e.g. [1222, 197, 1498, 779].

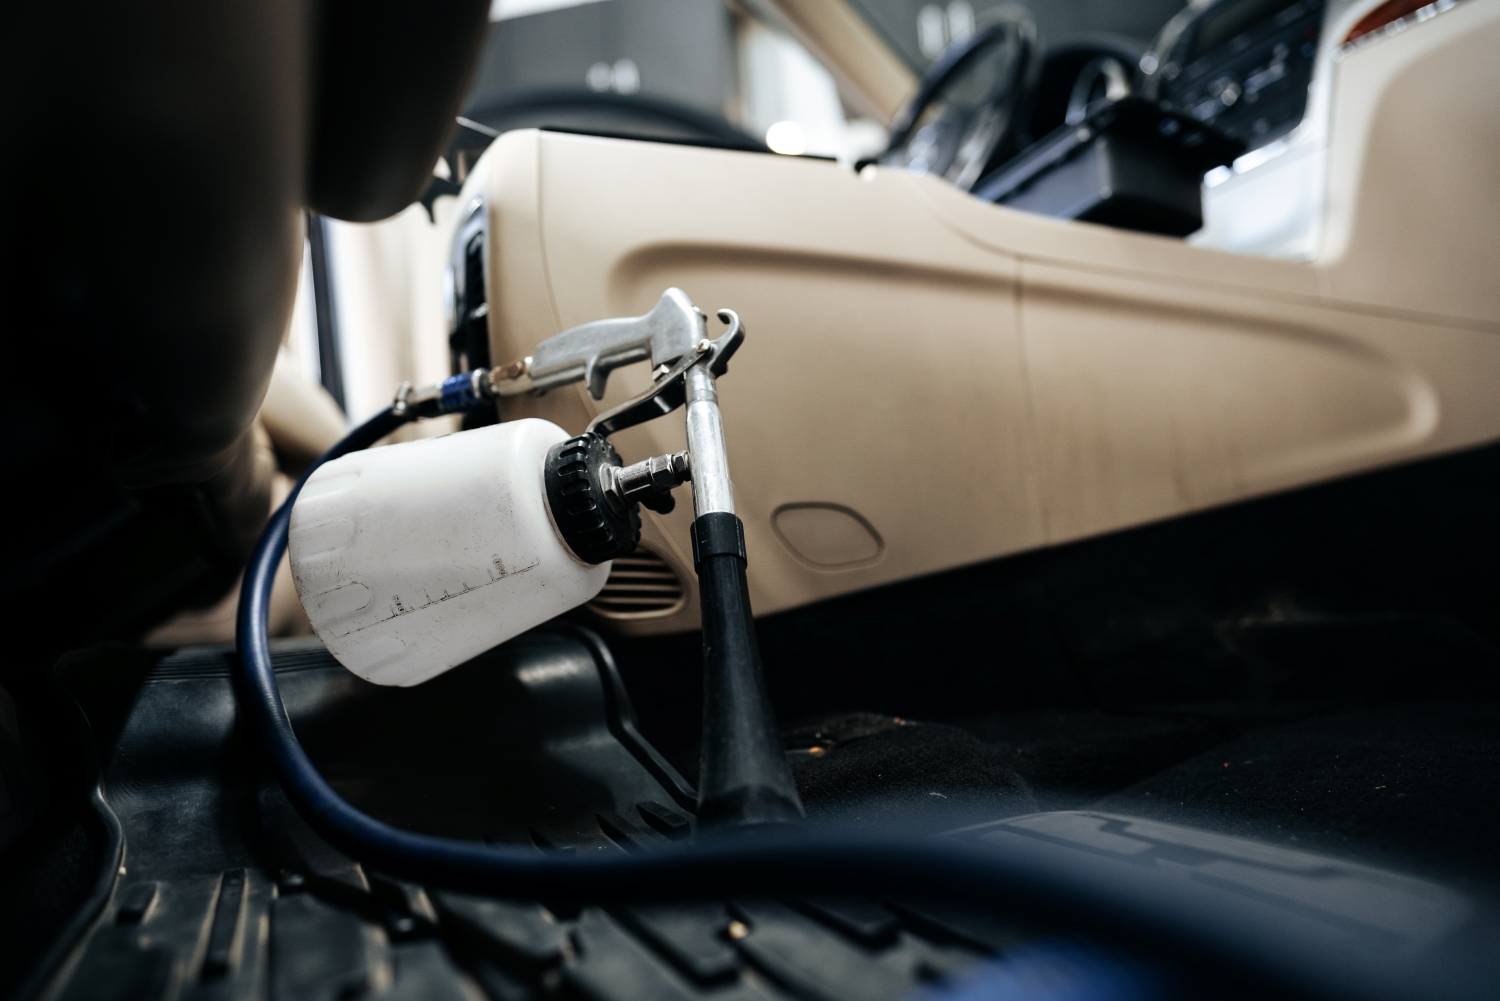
[482, 131, 1036, 631]
[531, 132, 1015, 328]
[600, 253, 1038, 627]
[1021, 262, 1500, 546]
[529, 130, 1042, 632]
[484, 133, 563, 356]
[474, 60, 1500, 630]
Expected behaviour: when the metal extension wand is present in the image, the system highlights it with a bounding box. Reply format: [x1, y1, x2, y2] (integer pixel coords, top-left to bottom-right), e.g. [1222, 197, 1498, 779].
[682, 335, 805, 828]
[493, 288, 804, 829]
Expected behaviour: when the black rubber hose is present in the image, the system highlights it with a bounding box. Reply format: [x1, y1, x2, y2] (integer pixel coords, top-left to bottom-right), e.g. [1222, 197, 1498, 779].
[228, 409, 1293, 1000]
[231, 407, 1055, 899]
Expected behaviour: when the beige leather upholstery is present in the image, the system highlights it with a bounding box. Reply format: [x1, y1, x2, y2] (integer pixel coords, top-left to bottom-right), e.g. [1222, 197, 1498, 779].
[145, 348, 348, 647]
[471, 0, 1500, 636]
[259, 348, 352, 472]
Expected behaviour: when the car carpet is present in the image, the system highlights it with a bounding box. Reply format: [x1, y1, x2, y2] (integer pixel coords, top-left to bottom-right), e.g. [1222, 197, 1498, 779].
[781, 713, 1037, 831]
[774, 697, 1500, 896]
[779, 711, 1226, 820]
[954, 709, 1226, 810]
[1090, 697, 1500, 890]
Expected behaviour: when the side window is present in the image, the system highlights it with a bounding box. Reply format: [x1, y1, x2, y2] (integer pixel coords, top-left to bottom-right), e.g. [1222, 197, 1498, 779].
[734, 13, 888, 163]
[464, 0, 886, 164]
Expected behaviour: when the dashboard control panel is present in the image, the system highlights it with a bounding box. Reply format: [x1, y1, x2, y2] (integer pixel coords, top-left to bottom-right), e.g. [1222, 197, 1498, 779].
[1148, 0, 1326, 152]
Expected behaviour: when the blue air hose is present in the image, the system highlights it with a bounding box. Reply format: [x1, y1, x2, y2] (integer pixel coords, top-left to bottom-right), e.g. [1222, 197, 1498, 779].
[230, 405, 1233, 1000]
[233, 405, 1053, 899]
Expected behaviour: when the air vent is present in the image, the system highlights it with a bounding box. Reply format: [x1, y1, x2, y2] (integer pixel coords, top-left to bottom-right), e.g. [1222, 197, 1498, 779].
[588, 547, 686, 617]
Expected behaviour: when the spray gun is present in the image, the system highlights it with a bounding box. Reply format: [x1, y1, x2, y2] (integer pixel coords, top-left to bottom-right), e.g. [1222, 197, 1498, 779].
[235, 294, 1111, 924]
[233, 298, 1299, 973]
[286, 288, 803, 829]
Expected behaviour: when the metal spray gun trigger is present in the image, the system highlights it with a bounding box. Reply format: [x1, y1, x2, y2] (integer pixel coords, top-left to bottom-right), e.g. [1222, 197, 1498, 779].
[391, 288, 737, 425]
[528, 287, 707, 399]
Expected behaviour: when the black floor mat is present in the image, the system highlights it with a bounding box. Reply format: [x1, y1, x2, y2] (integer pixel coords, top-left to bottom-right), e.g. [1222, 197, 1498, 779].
[784, 714, 1037, 831]
[956, 710, 1226, 811]
[19, 629, 1500, 1000]
[26, 640, 1039, 1001]
[1092, 698, 1500, 889]
[777, 696, 1500, 891]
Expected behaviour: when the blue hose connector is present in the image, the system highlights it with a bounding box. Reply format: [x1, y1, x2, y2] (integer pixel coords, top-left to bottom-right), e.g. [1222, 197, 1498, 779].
[439, 371, 484, 413]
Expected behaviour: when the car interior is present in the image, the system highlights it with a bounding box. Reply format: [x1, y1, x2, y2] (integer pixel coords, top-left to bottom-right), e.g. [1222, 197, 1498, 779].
[2, 0, 1498, 999]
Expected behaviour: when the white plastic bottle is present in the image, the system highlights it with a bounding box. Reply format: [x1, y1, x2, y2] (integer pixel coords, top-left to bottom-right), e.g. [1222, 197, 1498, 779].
[287, 418, 610, 686]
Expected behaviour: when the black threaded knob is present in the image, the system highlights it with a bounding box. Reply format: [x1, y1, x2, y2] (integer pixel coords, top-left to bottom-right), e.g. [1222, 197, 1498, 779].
[544, 433, 640, 564]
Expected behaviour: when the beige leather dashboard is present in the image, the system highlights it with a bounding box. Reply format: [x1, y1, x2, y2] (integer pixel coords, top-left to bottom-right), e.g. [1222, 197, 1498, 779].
[469, 0, 1500, 635]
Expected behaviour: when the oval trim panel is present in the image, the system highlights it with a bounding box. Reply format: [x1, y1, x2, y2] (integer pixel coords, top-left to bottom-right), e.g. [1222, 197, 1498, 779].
[772, 503, 884, 569]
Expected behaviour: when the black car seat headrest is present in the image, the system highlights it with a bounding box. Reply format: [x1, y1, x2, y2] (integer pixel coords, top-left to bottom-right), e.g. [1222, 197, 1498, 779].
[0, 0, 490, 639]
[311, 0, 493, 222]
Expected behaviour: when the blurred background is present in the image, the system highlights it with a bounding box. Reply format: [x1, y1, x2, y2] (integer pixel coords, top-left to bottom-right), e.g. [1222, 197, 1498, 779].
[146, 0, 1200, 645]
[290, 0, 1198, 422]
[468, 0, 1186, 160]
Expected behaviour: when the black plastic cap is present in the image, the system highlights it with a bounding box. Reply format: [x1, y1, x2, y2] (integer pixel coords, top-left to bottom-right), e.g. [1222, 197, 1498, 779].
[544, 433, 640, 565]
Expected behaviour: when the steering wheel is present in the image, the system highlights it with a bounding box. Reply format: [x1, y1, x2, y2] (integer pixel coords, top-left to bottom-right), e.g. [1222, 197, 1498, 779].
[879, 10, 1041, 191]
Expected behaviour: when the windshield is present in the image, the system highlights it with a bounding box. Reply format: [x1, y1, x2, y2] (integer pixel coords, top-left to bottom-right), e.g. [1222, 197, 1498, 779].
[845, 0, 1189, 70]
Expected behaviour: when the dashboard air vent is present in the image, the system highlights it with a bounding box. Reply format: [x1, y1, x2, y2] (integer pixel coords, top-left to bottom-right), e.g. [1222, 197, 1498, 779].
[588, 547, 686, 617]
